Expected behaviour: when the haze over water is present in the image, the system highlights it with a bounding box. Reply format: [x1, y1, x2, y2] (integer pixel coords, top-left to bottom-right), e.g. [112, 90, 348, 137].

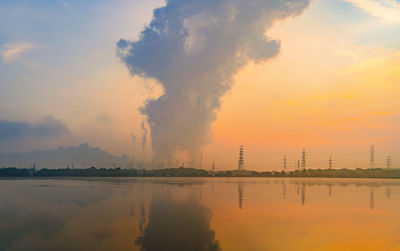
[1, 177, 400, 251]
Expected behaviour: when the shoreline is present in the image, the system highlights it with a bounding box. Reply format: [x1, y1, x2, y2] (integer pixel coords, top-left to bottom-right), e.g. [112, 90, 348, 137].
[2, 167, 400, 179]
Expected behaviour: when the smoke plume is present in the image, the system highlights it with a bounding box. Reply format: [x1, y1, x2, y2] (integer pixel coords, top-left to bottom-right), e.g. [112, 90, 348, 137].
[141, 120, 148, 154]
[118, 0, 310, 160]
[131, 133, 136, 148]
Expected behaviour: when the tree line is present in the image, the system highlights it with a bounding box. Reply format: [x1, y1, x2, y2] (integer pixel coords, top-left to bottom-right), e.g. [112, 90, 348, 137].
[2, 166, 400, 178]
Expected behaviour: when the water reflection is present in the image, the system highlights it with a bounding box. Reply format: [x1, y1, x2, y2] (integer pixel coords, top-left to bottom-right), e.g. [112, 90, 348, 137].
[386, 185, 392, 198]
[370, 187, 374, 210]
[288, 178, 400, 208]
[282, 181, 286, 199]
[301, 183, 306, 206]
[139, 200, 146, 233]
[135, 193, 219, 251]
[238, 183, 243, 209]
[1, 178, 400, 250]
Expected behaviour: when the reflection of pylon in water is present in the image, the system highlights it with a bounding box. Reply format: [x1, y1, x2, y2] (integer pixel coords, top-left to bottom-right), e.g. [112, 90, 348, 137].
[238, 183, 243, 209]
[370, 187, 374, 210]
[301, 183, 306, 206]
[238, 145, 244, 170]
[282, 181, 286, 199]
[386, 186, 392, 198]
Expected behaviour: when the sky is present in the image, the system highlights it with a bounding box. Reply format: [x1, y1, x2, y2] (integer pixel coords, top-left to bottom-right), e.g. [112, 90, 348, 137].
[0, 0, 399, 170]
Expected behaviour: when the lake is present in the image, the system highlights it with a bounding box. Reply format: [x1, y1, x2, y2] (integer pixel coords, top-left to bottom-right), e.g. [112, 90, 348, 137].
[1, 177, 399, 251]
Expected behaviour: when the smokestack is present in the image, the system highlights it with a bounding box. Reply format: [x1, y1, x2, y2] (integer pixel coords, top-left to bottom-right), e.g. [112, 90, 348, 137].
[118, 0, 311, 161]
[199, 151, 203, 169]
[141, 120, 148, 158]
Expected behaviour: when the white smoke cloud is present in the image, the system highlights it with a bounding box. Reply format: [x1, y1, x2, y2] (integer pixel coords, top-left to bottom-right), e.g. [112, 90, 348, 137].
[118, 0, 311, 161]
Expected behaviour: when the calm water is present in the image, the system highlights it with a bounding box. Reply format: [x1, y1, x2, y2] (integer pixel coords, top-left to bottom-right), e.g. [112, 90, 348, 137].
[1, 177, 400, 251]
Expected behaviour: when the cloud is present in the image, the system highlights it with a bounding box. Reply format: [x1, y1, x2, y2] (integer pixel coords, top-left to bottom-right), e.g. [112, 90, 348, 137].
[0, 116, 69, 141]
[344, 0, 400, 23]
[118, 0, 311, 161]
[1, 42, 37, 63]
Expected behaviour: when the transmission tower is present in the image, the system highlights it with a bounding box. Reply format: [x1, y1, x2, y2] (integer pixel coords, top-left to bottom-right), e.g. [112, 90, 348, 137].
[387, 156, 392, 169]
[329, 157, 333, 169]
[301, 149, 307, 170]
[283, 155, 287, 171]
[370, 145, 375, 168]
[211, 160, 215, 171]
[238, 145, 244, 170]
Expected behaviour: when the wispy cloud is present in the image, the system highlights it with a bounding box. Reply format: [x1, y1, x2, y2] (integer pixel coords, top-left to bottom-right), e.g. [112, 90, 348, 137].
[1, 42, 37, 63]
[344, 0, 400, 23]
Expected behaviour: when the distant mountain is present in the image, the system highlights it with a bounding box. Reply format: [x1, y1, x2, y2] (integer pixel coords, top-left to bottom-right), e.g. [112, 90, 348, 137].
[0, 143, 132, 169]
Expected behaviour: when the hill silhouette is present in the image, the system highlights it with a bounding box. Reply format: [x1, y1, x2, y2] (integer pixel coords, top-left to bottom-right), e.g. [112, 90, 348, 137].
[0, 143, 131, 169]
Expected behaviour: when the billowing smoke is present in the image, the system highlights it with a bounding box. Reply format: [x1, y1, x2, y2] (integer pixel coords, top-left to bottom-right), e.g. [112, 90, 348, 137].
[118, 0, 310, 160]
[141, 120, 148, 154]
